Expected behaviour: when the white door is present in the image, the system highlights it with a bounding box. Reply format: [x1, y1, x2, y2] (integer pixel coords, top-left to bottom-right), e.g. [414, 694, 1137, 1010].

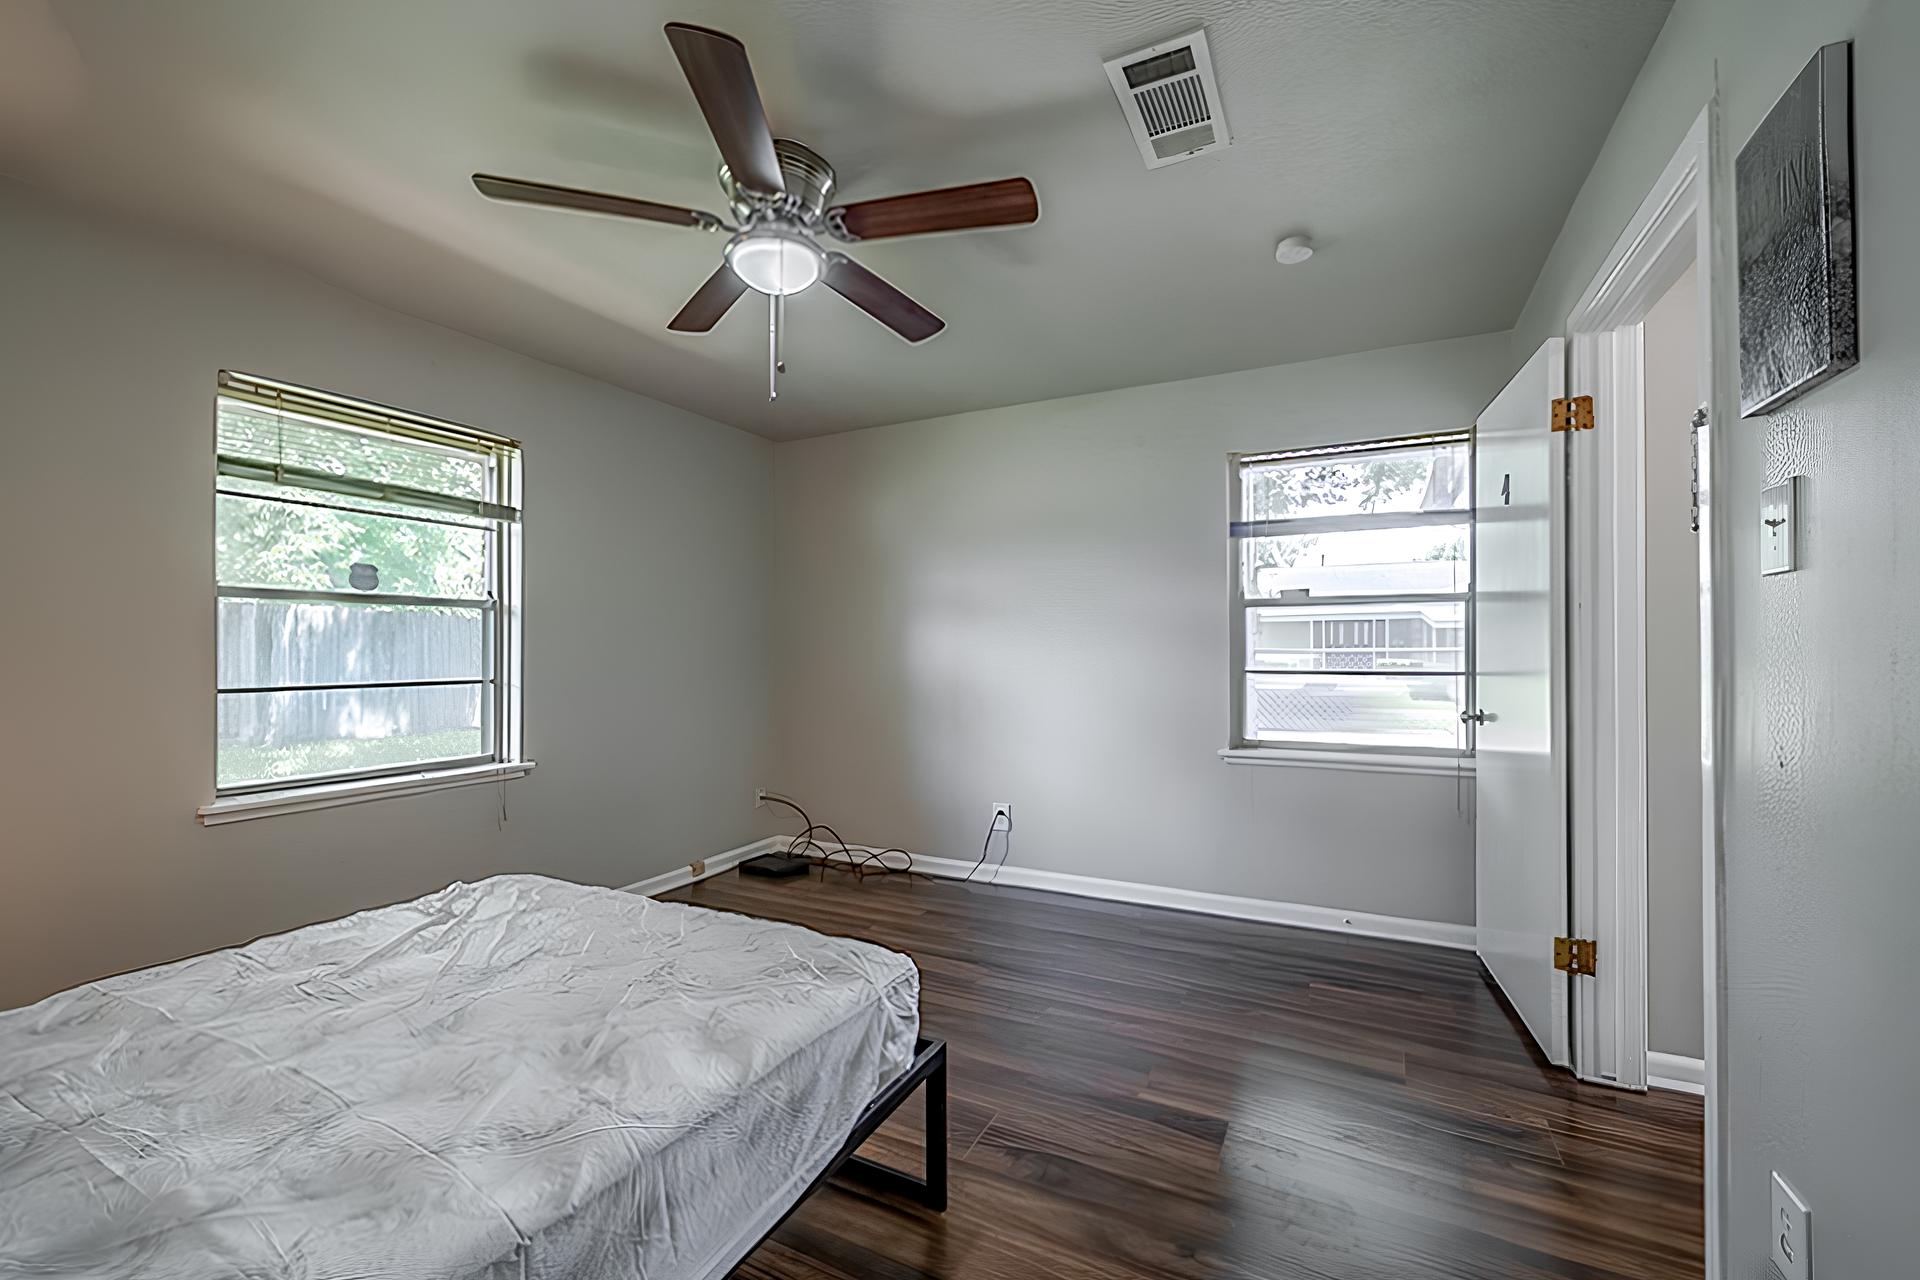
[1473, 338, 1570, 1067]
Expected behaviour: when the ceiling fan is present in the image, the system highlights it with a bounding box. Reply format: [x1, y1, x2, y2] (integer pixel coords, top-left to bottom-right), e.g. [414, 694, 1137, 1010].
[473, 22, 1041, 399]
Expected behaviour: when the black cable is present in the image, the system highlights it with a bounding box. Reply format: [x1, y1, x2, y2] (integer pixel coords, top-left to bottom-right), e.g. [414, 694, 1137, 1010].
[787, 822, 877, 874]
[759, 793, 814, 843]
[864, 847, 917, 874]
[763, 795, 851, 879]
[759, 792, 927, 881]
[965, 810, 1011, 884]
[986, 830, 1012, 885]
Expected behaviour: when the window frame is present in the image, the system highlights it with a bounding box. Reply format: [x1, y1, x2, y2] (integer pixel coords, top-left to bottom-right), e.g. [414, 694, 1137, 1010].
[1226, 430, 1475, 760]
[210, 371, 525, 800]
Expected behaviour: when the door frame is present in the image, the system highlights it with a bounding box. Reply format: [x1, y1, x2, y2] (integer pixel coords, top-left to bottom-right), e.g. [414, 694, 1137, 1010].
[1563, 103, 1727, 1277]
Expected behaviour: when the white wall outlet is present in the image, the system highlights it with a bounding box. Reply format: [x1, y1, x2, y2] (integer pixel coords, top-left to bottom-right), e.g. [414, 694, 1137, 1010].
[990, 803, 1012, 828]
[1761, 477, 1799, 575]
[1771, 1171, 1811, 1280]
[754, 789, 767, 808]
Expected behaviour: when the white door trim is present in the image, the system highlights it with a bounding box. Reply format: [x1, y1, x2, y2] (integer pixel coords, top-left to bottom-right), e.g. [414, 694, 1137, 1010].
[1647, 1051, 1708, 1095]
[1564, 104, 1726, 1278]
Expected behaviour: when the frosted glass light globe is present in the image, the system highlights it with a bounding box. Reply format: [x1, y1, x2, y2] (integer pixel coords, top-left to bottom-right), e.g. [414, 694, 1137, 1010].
[726, 231, 823, 295]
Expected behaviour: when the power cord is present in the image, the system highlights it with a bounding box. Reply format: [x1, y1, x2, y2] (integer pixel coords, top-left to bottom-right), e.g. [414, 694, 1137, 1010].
[759, 792, 927, 881]
[965, 809, 1012, 884]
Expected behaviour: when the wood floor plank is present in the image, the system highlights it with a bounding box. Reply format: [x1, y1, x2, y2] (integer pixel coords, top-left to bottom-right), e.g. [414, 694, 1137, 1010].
[670, 869, 1703, 1279]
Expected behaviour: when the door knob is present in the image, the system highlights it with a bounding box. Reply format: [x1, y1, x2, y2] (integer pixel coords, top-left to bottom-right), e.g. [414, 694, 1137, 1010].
[1460, 709, 1489, 725]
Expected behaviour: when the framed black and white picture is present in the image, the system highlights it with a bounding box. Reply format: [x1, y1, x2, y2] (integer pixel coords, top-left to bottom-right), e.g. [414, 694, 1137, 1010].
[1736, 41, 1856, 418]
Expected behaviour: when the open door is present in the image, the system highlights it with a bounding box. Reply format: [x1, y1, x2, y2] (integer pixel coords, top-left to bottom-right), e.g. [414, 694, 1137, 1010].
[1473, 338, 1571, 1068]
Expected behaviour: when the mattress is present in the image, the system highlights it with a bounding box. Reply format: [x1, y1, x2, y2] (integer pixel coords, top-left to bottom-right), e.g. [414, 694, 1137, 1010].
[0, 874, 920, 1280]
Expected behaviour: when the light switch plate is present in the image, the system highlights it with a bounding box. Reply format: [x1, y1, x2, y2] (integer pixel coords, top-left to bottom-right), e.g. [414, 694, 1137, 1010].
[1761, 477, 1799, 575]
[1771, 1171, 1811, 1279]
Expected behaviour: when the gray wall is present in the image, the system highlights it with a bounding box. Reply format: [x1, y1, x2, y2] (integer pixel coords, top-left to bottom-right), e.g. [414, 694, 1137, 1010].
[0, 184, 774, 1011]
[1515, 0, 1917, 1271]
[1642, 264, 1706, 1063]
[770, 334, 1512, 926]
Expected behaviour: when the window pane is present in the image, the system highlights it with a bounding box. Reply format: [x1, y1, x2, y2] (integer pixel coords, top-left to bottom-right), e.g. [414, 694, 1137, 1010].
[218, 400, 488, 503]
[1247, 602, 1465, 672]
[1243, 673, 1463, 750]
[218, 599, 486, 689]
[1241, 439, 1468, 521]
[1242, 523, 1469, 597]
[217, 491, 487, 598]
[218, 475, 496, 530]
[218, 685, 487, 788]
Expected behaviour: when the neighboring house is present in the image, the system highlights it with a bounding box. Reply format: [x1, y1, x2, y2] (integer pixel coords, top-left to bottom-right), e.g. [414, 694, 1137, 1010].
[1246, 560, 1466, 747]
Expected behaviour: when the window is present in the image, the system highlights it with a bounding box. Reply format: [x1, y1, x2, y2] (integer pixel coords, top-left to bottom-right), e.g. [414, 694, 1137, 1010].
[214, 372, 523, 794]
[1229, 432, 1471, 754]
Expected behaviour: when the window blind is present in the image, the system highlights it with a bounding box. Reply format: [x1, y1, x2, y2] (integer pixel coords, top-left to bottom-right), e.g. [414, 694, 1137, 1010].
[215, 372, 521, 525]
[1229, 432, 1469, 539]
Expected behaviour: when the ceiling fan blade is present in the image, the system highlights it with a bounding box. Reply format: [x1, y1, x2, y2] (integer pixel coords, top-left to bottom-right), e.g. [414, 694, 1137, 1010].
[473, 174, 717, 228]
[822, 254, 945, 344]
[668, 264, 751, 333]
[663, 23, 784, 198]
[828, 177, 1039, 241]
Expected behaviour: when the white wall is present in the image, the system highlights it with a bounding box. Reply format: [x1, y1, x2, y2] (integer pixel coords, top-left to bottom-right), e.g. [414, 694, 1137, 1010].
[0, 183, 774, 1011]
[770, 333, 1512, 926]
[1642, 263, 1705, 1063]
[1516, 0, 1918, 1270]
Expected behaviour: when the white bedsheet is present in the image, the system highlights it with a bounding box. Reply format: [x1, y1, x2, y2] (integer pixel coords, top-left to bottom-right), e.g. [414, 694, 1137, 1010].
[0, 874, 919, 1280]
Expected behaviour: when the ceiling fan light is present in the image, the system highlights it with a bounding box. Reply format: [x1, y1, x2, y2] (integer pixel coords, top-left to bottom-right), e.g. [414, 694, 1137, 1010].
[725, 231, 823, 295]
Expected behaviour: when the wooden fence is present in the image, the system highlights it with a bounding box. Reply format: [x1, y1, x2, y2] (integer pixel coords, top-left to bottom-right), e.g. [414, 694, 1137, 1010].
[217, 599, 483, 746]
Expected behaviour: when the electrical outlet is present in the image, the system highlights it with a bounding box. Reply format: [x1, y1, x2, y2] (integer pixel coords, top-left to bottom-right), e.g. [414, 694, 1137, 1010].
[754, 789, 767, 808]
[1771, 1172, 1811, 1280]
[990, 803, 1012, 828]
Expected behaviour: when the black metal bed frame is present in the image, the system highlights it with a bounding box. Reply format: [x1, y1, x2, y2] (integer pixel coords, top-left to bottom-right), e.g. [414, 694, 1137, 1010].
[739, 1035, 948, 1261]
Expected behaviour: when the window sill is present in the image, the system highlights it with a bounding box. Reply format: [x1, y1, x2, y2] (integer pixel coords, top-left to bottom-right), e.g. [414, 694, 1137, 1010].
[1218, 747, 1473, 777]
[198, 760, 536, 826]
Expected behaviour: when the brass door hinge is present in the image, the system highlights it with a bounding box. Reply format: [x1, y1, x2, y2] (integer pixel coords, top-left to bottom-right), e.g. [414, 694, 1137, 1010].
[1554, 936, 1598, 976]
[1550, 395, 1594, 432]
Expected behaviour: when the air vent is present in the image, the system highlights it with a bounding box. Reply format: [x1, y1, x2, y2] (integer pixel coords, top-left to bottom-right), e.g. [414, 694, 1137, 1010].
[1103, 29, 1230, 169]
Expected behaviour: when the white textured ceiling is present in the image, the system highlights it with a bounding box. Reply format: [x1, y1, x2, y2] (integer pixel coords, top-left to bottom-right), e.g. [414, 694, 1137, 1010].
[0, 0, 1670, 439]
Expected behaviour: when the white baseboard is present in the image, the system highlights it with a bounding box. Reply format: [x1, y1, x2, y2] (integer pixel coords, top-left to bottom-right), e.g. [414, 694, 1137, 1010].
[835, 843, 1476, 951]
[1647, 1051, 1707, 1095]
[620, 835, 786, 898]
[631, 834, 1476, 952]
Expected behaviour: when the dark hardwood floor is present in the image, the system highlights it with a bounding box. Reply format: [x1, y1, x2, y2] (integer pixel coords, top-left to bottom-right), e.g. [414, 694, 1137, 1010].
[669, 869, 1703, 1280]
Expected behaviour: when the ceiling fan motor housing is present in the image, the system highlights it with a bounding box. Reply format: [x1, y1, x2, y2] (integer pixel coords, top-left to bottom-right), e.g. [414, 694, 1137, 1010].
[472, 22, 1036, 351]
[721, 139, 836, 226]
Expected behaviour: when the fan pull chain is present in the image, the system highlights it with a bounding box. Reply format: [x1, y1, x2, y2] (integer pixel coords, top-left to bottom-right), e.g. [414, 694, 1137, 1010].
[767, 290, 783, 401]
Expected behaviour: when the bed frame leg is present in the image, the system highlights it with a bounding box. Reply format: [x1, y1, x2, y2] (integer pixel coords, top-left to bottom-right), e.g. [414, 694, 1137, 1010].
[736, 1037, 949, 1270]
[923, 1049, 948, 1210]
[836, 1037, 948, 1211]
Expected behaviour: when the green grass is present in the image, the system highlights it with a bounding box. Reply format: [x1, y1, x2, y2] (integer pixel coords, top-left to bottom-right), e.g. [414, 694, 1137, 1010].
[219, 728, 484, 789]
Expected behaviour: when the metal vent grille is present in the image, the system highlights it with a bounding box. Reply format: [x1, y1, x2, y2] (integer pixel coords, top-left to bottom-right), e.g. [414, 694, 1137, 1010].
[1103, 30, 1230, 170]
[1133, 76, 1211, 138]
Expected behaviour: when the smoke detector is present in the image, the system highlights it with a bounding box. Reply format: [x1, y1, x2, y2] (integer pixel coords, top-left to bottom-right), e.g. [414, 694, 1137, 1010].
[1275, 235, 1315, 265]
[1103, 29, 1230, 170]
